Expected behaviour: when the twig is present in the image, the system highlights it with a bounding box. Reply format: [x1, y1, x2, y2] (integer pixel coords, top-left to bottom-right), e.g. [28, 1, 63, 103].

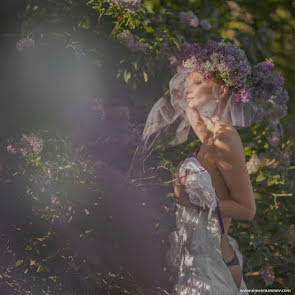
[272, 193, 292, 197]
[163, 169, 206, 184]
[127, 146, 139, 176]
[142, 147, 155, 174]
[97, 10, 104, 26]
[111, 17, 122, 35]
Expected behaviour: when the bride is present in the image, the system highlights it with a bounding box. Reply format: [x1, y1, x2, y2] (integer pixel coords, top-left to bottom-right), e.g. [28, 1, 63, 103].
[142, 40, 258, 294]
[171, 69, 256, 294]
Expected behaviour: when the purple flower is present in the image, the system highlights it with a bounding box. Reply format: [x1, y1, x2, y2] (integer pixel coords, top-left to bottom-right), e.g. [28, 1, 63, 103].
[117, 30, 147, 53]
[259, 269, 274, 286]
[268, 130, 281, 146]
[251, 58, 289, 121]
[179, 11, 199, 29]
[200, 19, 212, 30]
[233, 88, 251, 103]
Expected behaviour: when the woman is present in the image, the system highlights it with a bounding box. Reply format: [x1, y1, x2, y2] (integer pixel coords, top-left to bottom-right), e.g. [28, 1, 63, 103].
[171, 69, 256, 294]
[141, 40, 287, 294]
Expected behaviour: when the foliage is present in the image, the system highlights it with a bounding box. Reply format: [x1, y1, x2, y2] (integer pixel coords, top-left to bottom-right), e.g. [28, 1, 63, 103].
[0, 0, 295, 293]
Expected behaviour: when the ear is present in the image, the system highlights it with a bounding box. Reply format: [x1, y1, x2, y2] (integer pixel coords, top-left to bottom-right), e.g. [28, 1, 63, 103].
[219, 84, 229, 99]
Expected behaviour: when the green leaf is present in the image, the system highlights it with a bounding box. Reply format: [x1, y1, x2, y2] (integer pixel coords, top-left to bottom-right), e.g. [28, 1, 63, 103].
[123, 70, 131, 83]
[256, 172, 266, 182]
[16, 260, 24, 267]
[143, 71, 148, 82]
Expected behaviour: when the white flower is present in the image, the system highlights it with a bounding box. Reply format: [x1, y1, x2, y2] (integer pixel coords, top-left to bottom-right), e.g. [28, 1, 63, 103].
[200, 19, 212, 30]
[16, 37, 35, 52]
[22, 133, 43, 155]
[179, 11, 199, 29]
[107, 0, 141, 13]
[246, 154, 261, 174]
[6, 145, 17, 154]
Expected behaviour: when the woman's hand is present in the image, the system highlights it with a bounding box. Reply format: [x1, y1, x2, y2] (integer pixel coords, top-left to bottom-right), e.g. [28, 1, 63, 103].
[171, 161, 193, 208]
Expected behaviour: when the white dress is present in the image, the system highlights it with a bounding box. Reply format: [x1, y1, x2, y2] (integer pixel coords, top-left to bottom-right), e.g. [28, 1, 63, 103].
[166, 156, 249, 295]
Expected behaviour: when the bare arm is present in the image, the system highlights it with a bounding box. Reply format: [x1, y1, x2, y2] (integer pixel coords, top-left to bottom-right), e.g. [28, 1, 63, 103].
[213, 126, 256, 220]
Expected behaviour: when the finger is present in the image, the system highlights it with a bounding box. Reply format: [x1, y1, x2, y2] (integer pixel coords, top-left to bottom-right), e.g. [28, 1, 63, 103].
[172, 173, 181, 185]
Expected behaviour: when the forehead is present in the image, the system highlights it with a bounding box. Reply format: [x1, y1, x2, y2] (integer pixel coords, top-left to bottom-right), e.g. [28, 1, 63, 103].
[188, 70, 203, 82]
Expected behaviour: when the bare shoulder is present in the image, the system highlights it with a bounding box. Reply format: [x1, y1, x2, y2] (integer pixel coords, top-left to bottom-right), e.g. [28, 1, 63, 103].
[212, 124, 245, 163]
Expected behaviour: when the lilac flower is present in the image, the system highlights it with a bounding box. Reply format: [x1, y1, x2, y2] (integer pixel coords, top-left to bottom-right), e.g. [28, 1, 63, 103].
[246, 154, 261, 174]
[19, 147, 30, 157]
[16, 37, 35, 52]
[233, 88, 251, 103]
[259, 269, 274, 286]
[107, 0, 141, 13]
[179, 11, 199, 29]
[6, 145, 17, 154]
[22, 133, 43, 155]
[200, 19, 212, 30]
[159, 41, 182, 72]
[117, 30, 147, 53]
[251, 58, 289, 114]
[268, 130, 281, 146]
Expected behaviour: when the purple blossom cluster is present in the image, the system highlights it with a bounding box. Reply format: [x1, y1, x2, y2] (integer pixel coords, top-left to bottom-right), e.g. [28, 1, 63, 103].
[107, 0, 141, 13]
[177, 40, 252, 103]
[200, 19, 212, 31]
[259, 269, 274, 286]
[179, 11, 199, 29]
[16, 37, 35, 52]
[250, 58, 289, 122]
[159, 41, 182, 73]
[117, 30, 148, 53]
[177, 40, 290, 124]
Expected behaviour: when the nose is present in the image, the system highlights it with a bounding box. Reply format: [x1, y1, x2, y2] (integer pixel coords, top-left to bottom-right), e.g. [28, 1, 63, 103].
[185, 88, 191, 95]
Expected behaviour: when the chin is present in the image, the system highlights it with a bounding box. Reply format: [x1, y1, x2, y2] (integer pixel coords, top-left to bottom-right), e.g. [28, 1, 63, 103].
[187, 100, 201, 109]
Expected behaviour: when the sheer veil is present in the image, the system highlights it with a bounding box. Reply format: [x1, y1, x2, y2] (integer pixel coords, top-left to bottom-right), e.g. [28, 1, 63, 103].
[142, 69, 258, 151]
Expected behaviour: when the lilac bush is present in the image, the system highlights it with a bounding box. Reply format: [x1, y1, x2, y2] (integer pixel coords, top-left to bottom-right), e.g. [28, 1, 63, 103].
[251, 58, 289, 123]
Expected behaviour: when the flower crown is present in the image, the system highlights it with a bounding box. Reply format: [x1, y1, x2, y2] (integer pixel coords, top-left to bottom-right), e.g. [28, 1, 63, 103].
[176, 40, 289, 110]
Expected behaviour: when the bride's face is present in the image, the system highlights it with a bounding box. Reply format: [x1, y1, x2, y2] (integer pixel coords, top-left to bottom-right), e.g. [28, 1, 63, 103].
[185, 70, 217, 109]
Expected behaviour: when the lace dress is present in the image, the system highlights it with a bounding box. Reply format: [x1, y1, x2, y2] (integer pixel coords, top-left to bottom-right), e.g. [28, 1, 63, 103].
[166, 153, 249, 295]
